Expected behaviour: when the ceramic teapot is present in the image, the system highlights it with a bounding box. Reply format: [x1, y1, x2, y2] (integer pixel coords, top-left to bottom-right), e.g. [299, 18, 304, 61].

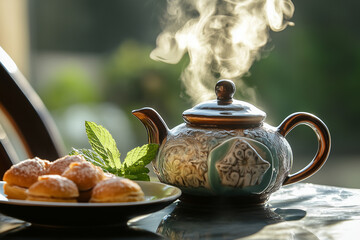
[132, 79, 331, 203]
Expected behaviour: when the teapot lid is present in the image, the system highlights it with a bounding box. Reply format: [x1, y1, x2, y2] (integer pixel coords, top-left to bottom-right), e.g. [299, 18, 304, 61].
[182, 79, 266, 127]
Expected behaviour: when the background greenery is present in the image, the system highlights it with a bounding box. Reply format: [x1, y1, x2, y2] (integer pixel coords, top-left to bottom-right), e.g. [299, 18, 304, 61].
[27, 0, 360, 187]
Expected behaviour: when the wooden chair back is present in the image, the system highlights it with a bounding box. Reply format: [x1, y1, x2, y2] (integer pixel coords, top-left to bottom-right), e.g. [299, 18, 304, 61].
[0, 47, 65, 178]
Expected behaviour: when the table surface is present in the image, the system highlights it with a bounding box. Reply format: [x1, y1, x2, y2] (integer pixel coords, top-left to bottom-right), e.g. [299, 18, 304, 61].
[1, 183, 360, 239]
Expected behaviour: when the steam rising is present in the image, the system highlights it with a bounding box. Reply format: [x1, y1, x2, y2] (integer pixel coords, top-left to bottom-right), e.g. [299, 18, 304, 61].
[151, 0, 294, 103]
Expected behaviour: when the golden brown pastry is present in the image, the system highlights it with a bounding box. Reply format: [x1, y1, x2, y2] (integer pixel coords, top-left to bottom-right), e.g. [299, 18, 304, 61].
[47, 155, 86, 175]
[90, 177, 144, 203]
[3, 158, 50, 200]
[62, 161, 104, 202]
[3, 183, 28, 200]
[103, 172, 117, 180]
[26, 175, 79, 202]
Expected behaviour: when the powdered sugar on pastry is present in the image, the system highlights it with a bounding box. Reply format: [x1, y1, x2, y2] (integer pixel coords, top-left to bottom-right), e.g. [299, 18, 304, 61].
[48, 155, 86, 175]
[3, 157, 50, 188]
[26, 175, 79, 202]
[90, 177, 144, 203]
[62, 161, 104, 191]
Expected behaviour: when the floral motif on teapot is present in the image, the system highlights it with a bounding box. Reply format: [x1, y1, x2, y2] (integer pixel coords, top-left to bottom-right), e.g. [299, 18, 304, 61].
[157, 124, 237, 190]
[156, 124, 276, 195]
[215, 139, 270, 188]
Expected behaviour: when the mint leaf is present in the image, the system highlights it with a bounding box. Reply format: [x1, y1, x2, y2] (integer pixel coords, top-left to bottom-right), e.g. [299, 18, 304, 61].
[70, 148, 122, 175]
[123, 164, 150, 175]
[85, 121, 121, 170]
[124, 173, 150, 181]
[70, 148, 106, 168]
[120, 144, 158, 181]
[123, 144, 159, 169]
[71, 121, 159, 181]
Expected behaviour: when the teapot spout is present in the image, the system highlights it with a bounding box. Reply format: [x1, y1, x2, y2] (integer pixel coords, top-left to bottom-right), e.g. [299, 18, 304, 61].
[132, 107, 169, 145]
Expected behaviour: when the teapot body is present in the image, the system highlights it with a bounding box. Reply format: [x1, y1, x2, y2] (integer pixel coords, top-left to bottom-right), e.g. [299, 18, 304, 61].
[133, 80, 331, 203]
[154, 122, 292, 201]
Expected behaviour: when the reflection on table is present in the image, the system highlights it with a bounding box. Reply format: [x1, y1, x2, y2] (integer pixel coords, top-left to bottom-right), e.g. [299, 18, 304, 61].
[2, 183, 360, 239]
[154, 201, 304, 239]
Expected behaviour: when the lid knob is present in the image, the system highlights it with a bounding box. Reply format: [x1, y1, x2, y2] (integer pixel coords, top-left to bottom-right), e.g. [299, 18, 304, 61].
[215, 79, 236, 101]
[183, 79, 266, 126]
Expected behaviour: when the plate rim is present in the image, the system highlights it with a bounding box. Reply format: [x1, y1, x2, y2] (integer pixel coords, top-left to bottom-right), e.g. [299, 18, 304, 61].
[0, 180, 181, 208]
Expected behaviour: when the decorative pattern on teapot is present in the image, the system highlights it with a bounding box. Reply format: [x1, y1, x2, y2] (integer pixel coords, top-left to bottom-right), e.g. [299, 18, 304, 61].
[158, 124, 237, 189]
[156, 123, 278, 195]
[215, 139, 270, 188]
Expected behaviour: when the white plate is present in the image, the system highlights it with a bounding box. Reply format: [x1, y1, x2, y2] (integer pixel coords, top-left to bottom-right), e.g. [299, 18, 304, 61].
[0, 181, 181, 227]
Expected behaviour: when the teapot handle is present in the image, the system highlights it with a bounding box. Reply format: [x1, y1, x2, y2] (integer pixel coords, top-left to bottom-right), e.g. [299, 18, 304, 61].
[277, 112, 331, 185]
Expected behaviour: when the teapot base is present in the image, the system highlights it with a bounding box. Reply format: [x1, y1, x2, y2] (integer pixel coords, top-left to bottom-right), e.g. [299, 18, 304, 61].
[179, 193, 269, 207]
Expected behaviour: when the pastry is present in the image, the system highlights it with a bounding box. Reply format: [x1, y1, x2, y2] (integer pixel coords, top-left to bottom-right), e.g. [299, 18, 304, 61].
[3, 158, 50, 199]
[3, 155, 146, 204]
[62, 161, 104, 202]
[47, 155, 86, 175]
[103, 172, 117, 180]
[26, 175, 79, 202]
[90, 177, 144, 203]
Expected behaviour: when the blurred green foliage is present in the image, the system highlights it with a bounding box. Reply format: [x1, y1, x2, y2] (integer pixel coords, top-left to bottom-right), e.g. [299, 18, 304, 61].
[40, 66, 101, 110]
[38, 40, 191, 148]
[103, 40, 191, 141]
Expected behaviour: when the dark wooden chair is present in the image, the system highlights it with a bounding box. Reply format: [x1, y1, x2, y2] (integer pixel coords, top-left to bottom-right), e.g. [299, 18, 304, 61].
[0, 47, 65, 178]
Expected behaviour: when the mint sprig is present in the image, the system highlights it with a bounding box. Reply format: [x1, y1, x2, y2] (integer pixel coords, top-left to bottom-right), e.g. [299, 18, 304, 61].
[70, 121, 159, 181]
